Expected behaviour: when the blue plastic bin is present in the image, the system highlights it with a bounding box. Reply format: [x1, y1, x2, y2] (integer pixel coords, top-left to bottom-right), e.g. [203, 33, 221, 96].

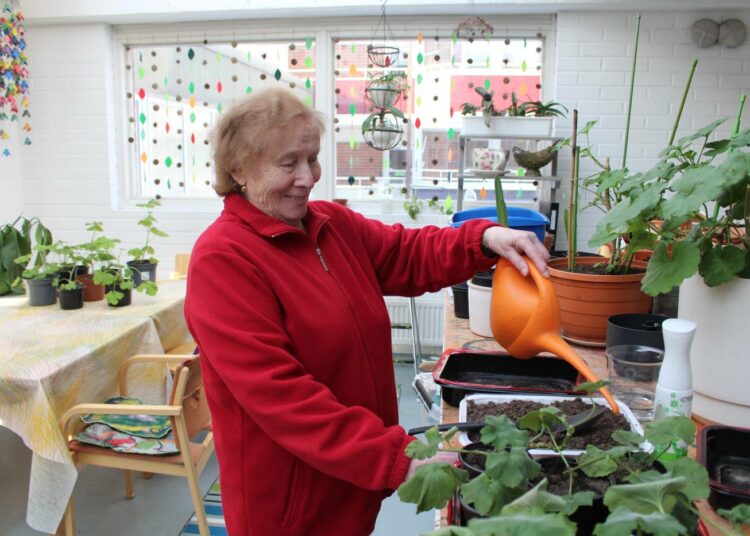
[451, 206, 549, 242]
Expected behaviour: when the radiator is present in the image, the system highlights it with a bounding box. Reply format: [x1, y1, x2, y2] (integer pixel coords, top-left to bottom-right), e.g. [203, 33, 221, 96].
[385, 296, 444, 349]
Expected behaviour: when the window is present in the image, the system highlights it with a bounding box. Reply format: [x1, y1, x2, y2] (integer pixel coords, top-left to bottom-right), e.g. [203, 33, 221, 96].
[123, 40, 316, 200]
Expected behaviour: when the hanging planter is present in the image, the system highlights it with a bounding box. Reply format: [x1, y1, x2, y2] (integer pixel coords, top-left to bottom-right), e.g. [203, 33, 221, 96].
[362, 109, 404, 151]
[365, 73, 407, 110]
[367, 45, 400, 68]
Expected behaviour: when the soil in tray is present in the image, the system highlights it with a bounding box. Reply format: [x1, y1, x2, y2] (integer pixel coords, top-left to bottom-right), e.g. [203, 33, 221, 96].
[466, 398, 631, 450]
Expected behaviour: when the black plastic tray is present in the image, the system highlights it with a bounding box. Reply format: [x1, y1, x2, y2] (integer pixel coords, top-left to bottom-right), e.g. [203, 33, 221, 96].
[698, 425, 750, 510]
[432, 349, 582, 406]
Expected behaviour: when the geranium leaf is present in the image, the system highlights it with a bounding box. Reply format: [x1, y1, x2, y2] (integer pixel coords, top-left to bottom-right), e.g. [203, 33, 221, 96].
[594, 507, 686, 536]
[397, 462, 468, 513]
[699, 245, 747, 287]
[589, 182, 666, 247]
[593, 169, 628, 194]
[429, 527, 476, 536]
[461, 473, 521, 516]
[579, 120, 597, 135]
[406, 427, 444, 459]
[717, 504, 750, 527]
[612, 430, 643, 445]
[644, 416, 696, 447]
[577, 445, 619, 478]
[485, 447, 541, 488]
[729, 127, 750, 149]
[703, 138, 730, 157]
[518, 406, 565, 433]
[480, 415, 529, 450]
[603, 476, 687, 515]
[501, 480, 566, 514]
[641, 241, 701, 296]
[660, 457, 709, 501]
[468, 512, 577, 536]
[676, 118, 727, 146]
[575, 380, 610, 394]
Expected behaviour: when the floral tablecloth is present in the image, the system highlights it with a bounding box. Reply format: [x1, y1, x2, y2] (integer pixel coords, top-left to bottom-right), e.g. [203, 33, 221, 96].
[0, 279, 190, 533]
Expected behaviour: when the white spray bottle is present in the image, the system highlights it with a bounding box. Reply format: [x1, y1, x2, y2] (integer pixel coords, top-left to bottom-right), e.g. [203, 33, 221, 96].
[654, 318, 697, 420]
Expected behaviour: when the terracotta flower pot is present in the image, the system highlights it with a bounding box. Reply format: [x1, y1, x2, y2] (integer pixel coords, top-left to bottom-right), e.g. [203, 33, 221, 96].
[548, 257, 651, 346]
[77, 273, 104, 302]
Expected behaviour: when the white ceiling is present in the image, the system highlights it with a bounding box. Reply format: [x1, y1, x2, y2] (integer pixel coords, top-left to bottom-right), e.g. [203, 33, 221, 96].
[22, 0, 750, 25]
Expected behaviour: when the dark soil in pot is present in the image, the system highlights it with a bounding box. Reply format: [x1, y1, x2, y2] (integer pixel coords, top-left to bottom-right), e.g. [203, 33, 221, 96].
[466, 398, 631, 450]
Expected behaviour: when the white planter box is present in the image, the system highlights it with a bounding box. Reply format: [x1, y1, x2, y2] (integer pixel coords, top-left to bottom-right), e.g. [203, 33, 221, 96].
[458, 393, 645, 456]
[461, 115, 554, 137]
[679, 275, 750, 427]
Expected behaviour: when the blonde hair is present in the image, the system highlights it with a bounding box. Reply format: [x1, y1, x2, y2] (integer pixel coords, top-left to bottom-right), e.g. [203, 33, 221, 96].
[211, 87, 325, 196]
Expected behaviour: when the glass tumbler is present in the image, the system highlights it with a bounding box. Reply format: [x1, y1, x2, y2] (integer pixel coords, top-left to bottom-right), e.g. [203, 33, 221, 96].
[606, 345, 664, 422]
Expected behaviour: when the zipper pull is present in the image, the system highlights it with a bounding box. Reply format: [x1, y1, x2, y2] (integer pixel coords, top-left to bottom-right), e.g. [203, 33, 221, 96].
[315, 247, 329, 271]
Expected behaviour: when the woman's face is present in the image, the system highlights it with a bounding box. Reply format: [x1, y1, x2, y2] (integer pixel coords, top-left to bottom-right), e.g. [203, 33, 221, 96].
[235, 117, 322, 229]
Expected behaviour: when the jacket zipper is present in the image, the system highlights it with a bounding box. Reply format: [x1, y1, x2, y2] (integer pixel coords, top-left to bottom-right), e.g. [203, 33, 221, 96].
[315, 247, 329, 271]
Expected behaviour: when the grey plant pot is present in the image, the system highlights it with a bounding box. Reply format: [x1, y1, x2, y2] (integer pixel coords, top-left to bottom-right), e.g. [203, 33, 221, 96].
[25, 277, 57, 306]
[127, 260, 157, 287]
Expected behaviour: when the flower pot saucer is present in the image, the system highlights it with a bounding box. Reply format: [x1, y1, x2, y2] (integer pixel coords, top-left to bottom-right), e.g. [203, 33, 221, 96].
[466, 169, 510, 177]
[561, 334, 607, 348]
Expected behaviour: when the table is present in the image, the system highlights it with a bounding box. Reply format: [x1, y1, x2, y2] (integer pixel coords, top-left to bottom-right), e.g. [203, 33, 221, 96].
[0, 279, 191, 534]
[437, 291, 744, 535]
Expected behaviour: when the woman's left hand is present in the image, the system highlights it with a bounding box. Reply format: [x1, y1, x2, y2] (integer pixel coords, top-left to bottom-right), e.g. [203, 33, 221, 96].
[481, 226, 550, 277]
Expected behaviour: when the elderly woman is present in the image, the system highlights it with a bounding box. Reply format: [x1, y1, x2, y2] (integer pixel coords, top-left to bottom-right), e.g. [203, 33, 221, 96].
[185, 87, 549, 536]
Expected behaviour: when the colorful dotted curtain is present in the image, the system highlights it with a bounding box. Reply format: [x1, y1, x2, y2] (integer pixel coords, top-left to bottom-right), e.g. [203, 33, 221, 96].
[0, 3, 30, 157]
[125, 38, 315, 199]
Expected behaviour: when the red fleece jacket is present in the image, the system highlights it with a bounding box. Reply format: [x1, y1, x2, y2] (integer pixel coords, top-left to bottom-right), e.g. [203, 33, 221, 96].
[184, 194, 498, 535]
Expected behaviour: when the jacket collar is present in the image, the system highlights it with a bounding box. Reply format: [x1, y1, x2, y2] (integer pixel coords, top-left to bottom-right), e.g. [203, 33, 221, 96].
[223, 193, 329, 241]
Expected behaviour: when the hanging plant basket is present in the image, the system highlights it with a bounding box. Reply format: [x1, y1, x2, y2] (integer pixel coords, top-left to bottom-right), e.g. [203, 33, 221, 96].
[365, 80, 402, 110]
[362, 110, 403, 151]
[367, 45, 400, 68]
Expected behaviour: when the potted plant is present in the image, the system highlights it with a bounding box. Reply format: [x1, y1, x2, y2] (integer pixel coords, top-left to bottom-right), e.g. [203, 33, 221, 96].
[55, 272, 85, 310]
[127, 199, 168, 287]
[77, 221, 120, 302]
[398, 403, 725, 536]
[95, 254, 158, 307]
[588, 90, 750, 426]
[0, 216, 52, 296]
[365, 71, 409, 110]
[14, 244, 59, 306]
[362, 107, 405, 151]
[460, 88, 559, 137]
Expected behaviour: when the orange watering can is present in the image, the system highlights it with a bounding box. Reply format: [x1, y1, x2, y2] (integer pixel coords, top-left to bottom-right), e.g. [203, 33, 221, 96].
[490, 257, 619, 413]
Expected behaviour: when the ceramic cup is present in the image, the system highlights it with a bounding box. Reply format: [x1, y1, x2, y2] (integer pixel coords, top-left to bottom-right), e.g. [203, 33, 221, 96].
[472, 148, 509, 171]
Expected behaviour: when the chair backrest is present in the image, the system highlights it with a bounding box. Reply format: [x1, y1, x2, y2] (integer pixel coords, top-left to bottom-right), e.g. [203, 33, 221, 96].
[169, 357, 211, 440]
[172, 253, 191, 279]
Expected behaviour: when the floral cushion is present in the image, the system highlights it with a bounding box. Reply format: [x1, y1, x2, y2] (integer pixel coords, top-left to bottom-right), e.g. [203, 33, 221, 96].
[75, 423, 179, 455]
[81, 396, 172, 438]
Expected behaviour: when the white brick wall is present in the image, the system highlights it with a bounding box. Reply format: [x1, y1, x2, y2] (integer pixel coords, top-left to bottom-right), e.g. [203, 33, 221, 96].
[554, 9, 750, 252]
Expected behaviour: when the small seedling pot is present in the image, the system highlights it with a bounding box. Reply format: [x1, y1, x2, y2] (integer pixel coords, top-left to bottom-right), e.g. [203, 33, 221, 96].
[452, 281, 469, 319]
[76, 273, 104, 302]
[607, 314, 668, 350]
[127, 260, 157, 287]
[105, 285, 132, 307]
[457, 442, 493, 479]
[25, 277, 57, 306]
[58, 285, 84, 310]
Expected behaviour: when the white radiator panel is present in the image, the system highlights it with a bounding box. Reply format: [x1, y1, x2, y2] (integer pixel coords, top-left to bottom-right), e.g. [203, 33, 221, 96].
[385, 296, 444, 348]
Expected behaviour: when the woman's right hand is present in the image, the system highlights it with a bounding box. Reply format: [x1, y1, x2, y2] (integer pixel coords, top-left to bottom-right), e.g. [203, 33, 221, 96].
[404, 451, 459, 482]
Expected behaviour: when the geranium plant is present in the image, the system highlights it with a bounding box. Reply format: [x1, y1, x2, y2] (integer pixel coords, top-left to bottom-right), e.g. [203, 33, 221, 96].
[128, 199, 168, 264]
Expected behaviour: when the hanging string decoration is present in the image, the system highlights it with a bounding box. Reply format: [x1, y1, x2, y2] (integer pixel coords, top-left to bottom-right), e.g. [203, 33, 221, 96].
[0, 3, 30, 154]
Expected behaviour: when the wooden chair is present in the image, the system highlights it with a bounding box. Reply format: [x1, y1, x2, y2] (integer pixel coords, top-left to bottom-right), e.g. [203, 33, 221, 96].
[59, 354, 214, 536]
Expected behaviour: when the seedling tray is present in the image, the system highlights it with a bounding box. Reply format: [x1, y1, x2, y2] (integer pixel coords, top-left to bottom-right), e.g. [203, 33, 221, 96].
[457, 393, 645, 456]
[698, 425, 750, 510]
[432, 348, 581, 406]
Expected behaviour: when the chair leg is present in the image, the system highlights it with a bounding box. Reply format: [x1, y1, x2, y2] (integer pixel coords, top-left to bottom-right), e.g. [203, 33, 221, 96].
[124, 470, 135, 499]
[57, 495, 75, 536]
[185, 466, 209, 536]
[142, 471, 154, 479]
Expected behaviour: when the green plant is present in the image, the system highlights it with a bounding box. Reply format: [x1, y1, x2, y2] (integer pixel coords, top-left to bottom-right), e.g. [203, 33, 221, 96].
[93, 258, 157, 305]
[461, 87, 503, 127]
[398, 409, 736, 536]
[369, 70, 409, 91]
[428, 195, 454, 216]
[589, 109, 750, 295]
[403, 194, 423, 220]
[128, 199, 168, 263]
[0, 216, 52, 295]
[78, 221, 120, 274]
[525, 100, 569, 118]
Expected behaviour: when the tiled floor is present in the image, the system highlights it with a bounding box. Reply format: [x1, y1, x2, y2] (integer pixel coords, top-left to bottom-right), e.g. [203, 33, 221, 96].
[0, 362, 441, 535]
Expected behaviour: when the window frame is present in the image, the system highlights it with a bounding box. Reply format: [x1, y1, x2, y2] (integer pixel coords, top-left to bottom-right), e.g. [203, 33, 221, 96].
[112, 15, 556, 215]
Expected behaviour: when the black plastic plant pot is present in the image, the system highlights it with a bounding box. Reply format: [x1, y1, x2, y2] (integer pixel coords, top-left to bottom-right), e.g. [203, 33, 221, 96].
[457, 442, 493, 479]
[607, 314, 668, 350]
[105, 285, 132, 307]
[127, 260, 157, 287]
[471, 270, 494, 289]
[57, 265, 88, 284]
[432, 349, 581, 406]
[452, 281, 469, 319]
[25, 277, 57, 306]
[58, 286, 84, 310]
[698, 425, 750, 510]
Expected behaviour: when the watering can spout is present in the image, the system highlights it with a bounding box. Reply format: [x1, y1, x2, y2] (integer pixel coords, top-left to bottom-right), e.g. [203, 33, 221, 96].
[490, 257, 619, 413]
